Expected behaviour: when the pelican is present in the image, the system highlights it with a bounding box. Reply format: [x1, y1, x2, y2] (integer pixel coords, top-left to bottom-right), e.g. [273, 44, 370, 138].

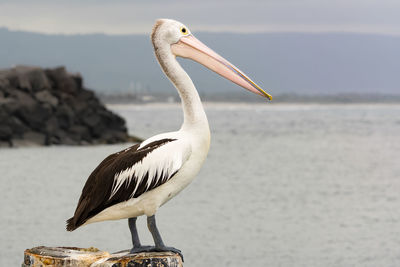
[66, 19, 272, 258]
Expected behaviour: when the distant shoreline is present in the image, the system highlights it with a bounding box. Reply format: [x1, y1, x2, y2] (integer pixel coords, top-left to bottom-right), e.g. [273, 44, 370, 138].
[107, 102, 400, 110]
[100, 93, 400, 105]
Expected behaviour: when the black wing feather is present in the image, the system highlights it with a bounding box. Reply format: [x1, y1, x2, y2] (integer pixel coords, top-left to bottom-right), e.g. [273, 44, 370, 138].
[66, 138, 176, 231]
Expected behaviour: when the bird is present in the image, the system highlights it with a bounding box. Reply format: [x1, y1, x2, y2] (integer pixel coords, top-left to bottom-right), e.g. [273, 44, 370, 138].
[66, 19, 272, 258]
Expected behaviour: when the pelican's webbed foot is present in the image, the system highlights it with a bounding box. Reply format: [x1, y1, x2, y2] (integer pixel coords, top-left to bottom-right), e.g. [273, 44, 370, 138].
[128, 215, 184, 261]
[129, 246, 153, 254]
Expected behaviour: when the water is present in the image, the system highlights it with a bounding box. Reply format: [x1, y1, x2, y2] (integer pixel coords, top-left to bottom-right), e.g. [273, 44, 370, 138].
[1, 103, 400, 266]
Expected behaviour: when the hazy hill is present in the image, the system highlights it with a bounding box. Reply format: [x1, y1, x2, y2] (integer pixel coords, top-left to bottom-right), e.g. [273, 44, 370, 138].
[1, 28, 399, 97]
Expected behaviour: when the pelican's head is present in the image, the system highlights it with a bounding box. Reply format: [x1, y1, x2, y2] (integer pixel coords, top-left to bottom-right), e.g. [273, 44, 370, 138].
[151, 19, 272, 100]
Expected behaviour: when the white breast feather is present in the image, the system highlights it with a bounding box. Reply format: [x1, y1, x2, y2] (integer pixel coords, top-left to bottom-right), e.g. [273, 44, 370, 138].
[109, 140, 191, 199]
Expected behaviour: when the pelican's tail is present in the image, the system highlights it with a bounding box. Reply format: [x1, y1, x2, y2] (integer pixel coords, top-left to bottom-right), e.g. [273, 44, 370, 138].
[66, 217, 77, 231]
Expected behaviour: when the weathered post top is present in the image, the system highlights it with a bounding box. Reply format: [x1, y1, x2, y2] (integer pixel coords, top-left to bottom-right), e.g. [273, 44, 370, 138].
[23, 246, 183, 267]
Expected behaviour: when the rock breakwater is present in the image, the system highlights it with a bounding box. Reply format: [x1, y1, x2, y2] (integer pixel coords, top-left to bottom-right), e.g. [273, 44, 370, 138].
[0, 66, 129, 147]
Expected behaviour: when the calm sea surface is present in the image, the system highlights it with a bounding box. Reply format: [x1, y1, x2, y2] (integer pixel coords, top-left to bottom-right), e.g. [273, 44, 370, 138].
[1, 103, 400, 267]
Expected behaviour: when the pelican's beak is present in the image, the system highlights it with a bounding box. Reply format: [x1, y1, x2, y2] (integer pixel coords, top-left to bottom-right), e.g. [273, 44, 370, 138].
[171, 35, 272, 100]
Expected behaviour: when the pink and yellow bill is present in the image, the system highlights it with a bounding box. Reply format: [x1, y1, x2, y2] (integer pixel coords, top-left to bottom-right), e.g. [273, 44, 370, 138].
[171, 34, 272, 100]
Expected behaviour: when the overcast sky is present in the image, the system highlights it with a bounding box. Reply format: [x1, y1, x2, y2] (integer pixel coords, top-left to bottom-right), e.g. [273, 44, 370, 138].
[0, 0, 399, 35]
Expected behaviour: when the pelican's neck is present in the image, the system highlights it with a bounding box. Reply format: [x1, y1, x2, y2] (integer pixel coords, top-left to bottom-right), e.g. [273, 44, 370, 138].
[155, 46, 209, 132]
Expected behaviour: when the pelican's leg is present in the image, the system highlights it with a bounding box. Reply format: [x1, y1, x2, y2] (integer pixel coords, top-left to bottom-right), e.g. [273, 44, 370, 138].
[128, 217, 141, 248]
[128, 217, 152, 254]
[147, 215, 184, 261]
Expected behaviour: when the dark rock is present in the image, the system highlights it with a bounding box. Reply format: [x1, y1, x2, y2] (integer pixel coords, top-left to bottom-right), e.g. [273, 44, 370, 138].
[0, 140, 11, 147]
[17, 66, 51, 91]
[48, 128, 68, 145]
[0, 124, 12, 140]
[0, 65, 129, 147]
[45, 67, 78, 93]
[55, 105, 74, 129]
[82, 111, 101, 128]
[101, 111, 127, 132]
[17, 104, 52, 130]
[72, 73, 83, 89]
[62, 138, 79, 146]
[69, 125, 91, 142]
[0, 69, 30, 91]
[0, 66, 51, 92]
[50, 129, 79, 145]
[69, 100, 87, 113]
[45, 116, 60, 134]
[90, 123, 106, 138]
[0, 77, 10, 91]
[0, 95, 18, 114]
[100, 130, 128, 144]
[12, 131, 46, 146]
[35, 90, 58, 107]
[0, 115, 29, 138]
[9, 117, 29, 136]
[0, 93, 15, 111]
[76, 89, 95, 101]
[24, 131, 46, 145]
[12, 90, 36, 108]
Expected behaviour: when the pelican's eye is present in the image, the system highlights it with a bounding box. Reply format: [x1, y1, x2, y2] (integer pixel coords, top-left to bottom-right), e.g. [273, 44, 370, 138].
[180, 27, 188, 35]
